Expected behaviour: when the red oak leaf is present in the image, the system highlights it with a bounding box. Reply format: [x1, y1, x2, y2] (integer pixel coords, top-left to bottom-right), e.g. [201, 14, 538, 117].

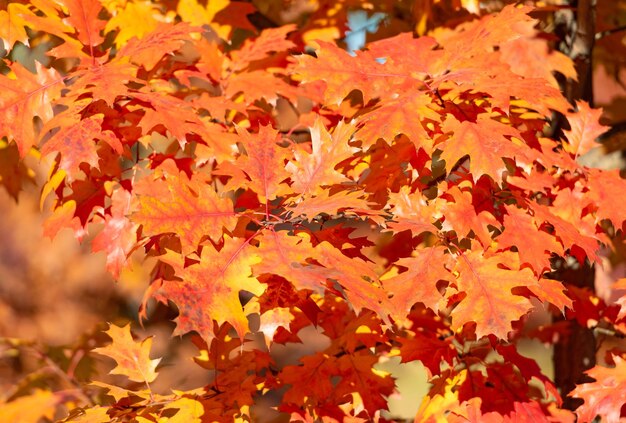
[399, 331, 456, 375]
[157, 237, 263, 340]
[41, 114, 122, 180]
[448, 250, 536, 339]
[231, 124, 291, 202]
[131, 162, 236, 255]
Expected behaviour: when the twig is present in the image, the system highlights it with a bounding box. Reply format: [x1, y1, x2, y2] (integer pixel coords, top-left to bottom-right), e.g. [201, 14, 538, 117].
[595, 25, 626, 40]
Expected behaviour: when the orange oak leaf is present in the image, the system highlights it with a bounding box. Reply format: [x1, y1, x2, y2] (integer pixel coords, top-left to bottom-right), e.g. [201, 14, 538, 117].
[532, 199, 601, 263]
[438, 114, 528, 182]
[506, 165, 560, 193]
[232, 124, 291, 202]
[433, 5, 537, 65]
[253, 230, 328, 292]
[259, 307, 294, 347]
[563, 101, 608, 158]
[286, 189, 373, 220]
[21, 4, 90, 62]
[0, 3, 34, 50]
[118, 22, 200, 70]
[131, 163, 236, 254]
[443, 61, 569, 117]
[585, 169, 626, 230]
[230, 24, 296, 71]
[314, 241, 392, 322]
[68, 59, 139, 105]
[537, 139, 575, 173]
[386, 186, 436, 236]
[364, 33, 440, 78]
[42, 199, 84, 241]
[93, 323, 161, 383]
[294, 41, 400, 105]
[40, 114, 123, 179]
[501, 36, 577, 88]
[0, 62, 63, 156]
[185, 37, 224, 82]
[192, 122, 241, 163]
[133, 90, 210, 147]
[157, 237, 263, 340]
[527, 278, 572, 314]
[431, 6, 569, 115]
[286, 119, 358, 195]
[448, 250, 536, 339]
[570, 355, 626, 423]
[496, 205, 564, 275]
[438, 186, 496, 247]
[224, 69, 300, 104]
[59, 0, 106, 48]
[355, 91, 439, 151]
[382, 246, 451, 317]
[92, 189, 137, 279]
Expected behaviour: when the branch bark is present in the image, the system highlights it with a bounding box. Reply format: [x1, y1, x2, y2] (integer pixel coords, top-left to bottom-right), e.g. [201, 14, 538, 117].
[553, 0, 598, 411]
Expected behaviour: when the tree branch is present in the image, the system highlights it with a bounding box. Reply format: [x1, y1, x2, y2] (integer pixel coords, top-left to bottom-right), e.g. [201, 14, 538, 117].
[595, 24, 626, 40]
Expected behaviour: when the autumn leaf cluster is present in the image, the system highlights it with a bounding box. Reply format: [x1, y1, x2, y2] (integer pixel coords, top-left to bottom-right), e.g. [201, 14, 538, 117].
[1, 0, 626, 422]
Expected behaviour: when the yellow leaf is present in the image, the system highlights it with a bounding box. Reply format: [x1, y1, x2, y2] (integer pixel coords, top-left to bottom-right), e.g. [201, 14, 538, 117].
[93, 323, 161, 383]
[259, 307, 294, 347]
[66, 406, 110, 423]
[415, 370, 466, 422]
[0, 390, 58, 423]
[164, 398, 204, 422]
[105, 0, 165, 47]
[0, 3, 34, 50]
[302, 27, 341, 45]
[177, 0, 230, 39]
